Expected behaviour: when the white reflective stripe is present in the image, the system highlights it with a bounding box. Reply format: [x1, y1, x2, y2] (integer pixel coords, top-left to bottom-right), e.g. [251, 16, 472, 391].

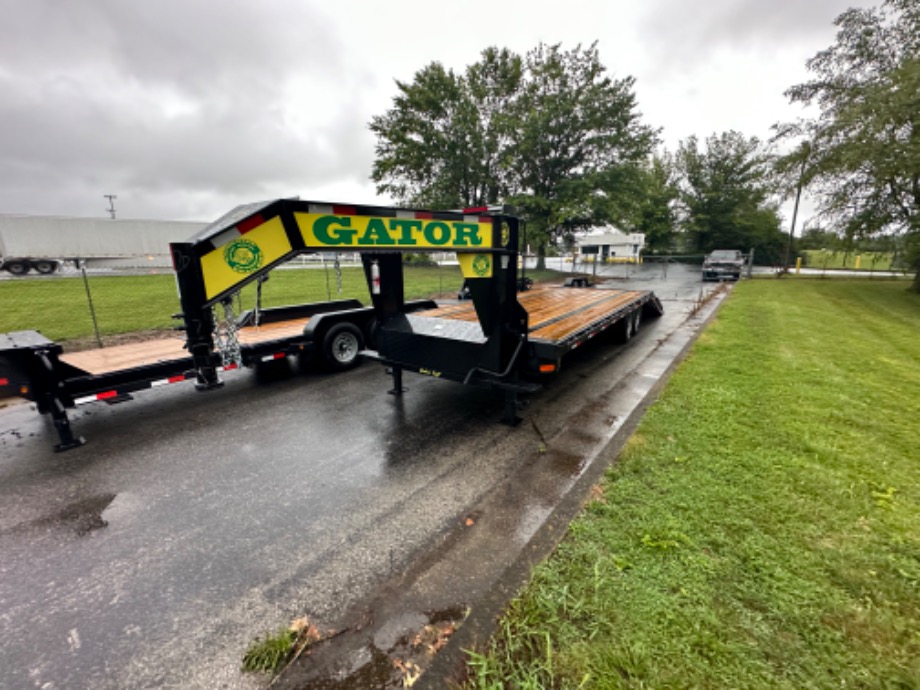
[308, 204, 334, 215]
[73, 395, 96, 405]
[150, 379, 170, 387]
[395, 210, 415, 219]
[210, 226, 241, 249]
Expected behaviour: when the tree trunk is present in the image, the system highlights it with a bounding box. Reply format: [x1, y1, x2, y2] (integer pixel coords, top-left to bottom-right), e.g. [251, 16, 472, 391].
[536, 244, 547, 270]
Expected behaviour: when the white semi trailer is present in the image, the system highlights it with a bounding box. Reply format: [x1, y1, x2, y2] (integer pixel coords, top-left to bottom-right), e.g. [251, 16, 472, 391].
[0, 214, 207, 274]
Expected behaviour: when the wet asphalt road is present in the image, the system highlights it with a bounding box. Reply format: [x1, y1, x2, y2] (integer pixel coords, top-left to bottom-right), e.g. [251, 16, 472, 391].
[0, 263, 722, 689]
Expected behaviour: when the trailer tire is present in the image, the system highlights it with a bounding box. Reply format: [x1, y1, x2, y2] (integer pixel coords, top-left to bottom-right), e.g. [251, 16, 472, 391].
[322, 323, 363, 371]
[33, 260, 58, 275]
[617, 313, 634, 342]
[4, 260, 30, 275]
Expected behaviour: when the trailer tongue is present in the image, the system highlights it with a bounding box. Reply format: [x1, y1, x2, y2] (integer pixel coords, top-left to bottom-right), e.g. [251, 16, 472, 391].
[0, 199, 661, 451]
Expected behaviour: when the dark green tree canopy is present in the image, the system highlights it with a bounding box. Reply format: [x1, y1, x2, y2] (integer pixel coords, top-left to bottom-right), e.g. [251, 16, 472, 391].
[676, 131, 786, 261]
[775, 0, 920, 289]
[507, 43, 658, 259]
[369, 42, 657, 262]
[369, 48, 522, 209]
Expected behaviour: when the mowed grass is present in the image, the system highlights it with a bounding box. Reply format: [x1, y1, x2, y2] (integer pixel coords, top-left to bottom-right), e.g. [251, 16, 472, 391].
[801, 249, 899, 271]
[466, 280, 920, 689]
[0, 265, 561, 343]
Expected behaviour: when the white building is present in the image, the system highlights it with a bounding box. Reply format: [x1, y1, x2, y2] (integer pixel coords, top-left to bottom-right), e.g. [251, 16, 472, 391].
[576, 229, 645, 263]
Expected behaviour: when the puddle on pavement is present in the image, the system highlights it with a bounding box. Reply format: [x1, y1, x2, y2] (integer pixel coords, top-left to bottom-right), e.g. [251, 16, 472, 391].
[50, 493, 116, 535]
[4, 493, 117, 538]
[294, 605, 468, 689]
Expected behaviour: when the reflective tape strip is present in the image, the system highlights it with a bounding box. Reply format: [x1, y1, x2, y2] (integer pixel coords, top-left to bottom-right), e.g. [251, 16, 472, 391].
[219, 363, 239, 371]
[0, 377, 8, 386]
[151, 374, 190, 388]
[260, 352, 285, 362]
[74, 390, 118, 405]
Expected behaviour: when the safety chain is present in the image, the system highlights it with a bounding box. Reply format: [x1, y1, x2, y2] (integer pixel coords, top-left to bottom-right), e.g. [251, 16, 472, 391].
[213, 298, 242, 368]
[334, 253, 343, 293]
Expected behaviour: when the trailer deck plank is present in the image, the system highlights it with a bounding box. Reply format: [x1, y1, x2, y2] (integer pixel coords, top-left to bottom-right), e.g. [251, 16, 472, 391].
[60, 338, 191, 376]
[422, 287, 646, 344]
[59, 318, 312, 375]
[236, 317, 310, 344]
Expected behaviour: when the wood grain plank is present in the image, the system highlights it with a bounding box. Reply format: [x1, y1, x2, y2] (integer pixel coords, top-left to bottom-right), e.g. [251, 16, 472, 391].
[418, 287, 644, 344]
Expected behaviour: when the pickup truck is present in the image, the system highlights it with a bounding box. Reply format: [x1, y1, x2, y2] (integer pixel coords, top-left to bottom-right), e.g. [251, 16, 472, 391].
[702, 249, 744, 281]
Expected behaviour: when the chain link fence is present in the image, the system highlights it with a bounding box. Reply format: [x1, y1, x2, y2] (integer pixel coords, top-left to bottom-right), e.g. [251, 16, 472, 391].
[0, 254, 473, 349]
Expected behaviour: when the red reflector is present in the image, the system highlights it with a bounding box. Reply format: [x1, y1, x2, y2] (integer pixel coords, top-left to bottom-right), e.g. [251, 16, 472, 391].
[167, 375, 185, 383]
[415, 211, 433, 219]
[479, 216, 491, 224]
[273, 352, 284, 360]
[236, 214, 264, 234]
[224, 363, 239, 371]
[539, 364, 556, 373]
[463, 206, 488, 213]
[0, 377, 8, 386]
[332, 205, 356, 215]
[97, 390, 118, 400]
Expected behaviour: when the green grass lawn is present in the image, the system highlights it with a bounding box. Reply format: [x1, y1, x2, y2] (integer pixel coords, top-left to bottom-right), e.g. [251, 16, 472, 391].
[466, 280, 920, 689]
[801, 249, 900, 271]
[0, 265, 561, 343]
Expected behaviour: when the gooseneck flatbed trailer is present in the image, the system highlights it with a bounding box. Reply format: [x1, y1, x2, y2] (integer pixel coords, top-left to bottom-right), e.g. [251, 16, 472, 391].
[0, 198, 661, 451]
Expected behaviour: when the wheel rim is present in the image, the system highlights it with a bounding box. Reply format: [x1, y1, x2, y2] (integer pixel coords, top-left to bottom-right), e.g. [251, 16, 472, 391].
[331, 332, 359, 364]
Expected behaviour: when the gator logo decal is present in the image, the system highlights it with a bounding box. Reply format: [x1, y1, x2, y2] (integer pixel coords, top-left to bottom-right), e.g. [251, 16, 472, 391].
[472, 254, 491, 277]
[224, 239, 263, 274]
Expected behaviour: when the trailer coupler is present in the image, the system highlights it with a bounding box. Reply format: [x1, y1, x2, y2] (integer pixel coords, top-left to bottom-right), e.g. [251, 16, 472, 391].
[48, 397, 85, 452]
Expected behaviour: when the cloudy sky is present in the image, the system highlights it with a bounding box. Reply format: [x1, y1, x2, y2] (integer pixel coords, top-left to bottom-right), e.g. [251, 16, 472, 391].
[1, 0, 872, 224]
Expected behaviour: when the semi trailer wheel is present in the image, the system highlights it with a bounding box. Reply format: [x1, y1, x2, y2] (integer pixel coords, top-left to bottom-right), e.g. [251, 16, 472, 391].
[4, 260, 30, 275]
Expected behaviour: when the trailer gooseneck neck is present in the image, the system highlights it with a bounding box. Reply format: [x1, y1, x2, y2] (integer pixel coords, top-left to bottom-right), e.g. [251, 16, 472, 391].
[171, 199, 529, 415]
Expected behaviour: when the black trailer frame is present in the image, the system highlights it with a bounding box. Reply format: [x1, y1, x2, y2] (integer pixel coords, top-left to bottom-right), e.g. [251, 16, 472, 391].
[2, 198, 661, 451]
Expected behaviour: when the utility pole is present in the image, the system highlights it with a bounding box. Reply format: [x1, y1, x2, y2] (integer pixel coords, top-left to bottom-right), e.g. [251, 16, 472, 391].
[104, 194, 117, 219]
[784, 143, 810, 270]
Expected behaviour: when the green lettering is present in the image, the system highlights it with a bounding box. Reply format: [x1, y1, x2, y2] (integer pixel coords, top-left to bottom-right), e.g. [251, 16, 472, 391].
[313, 216, 357, 245]
[423, 221, 451, 245]
[358, 218, 396, 245]
[453, 223, 482, 247]
[389, 218, 420, 245]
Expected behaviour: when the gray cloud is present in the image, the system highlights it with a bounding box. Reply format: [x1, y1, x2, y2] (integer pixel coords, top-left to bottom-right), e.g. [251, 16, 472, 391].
[636, 0, 865, 74]
[0, 0, 371, 220]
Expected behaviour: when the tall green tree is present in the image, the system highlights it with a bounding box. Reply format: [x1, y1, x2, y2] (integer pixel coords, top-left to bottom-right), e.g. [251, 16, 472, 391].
[508, 42, 657, 265]
[369, 42, 657, 266]
[775, 0, 920, 290]
[369, 48, 523, 209]
[627, 153, 679, 253]
[676, 132, 786, 261]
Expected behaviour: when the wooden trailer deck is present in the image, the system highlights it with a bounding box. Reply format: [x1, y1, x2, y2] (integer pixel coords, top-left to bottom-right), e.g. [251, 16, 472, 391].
[422, 286, 648, 343]
[59, 318, 313, 376]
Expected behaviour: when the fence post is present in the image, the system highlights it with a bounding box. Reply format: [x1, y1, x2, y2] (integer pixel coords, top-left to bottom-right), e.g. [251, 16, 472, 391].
[80, 264, 103, 348]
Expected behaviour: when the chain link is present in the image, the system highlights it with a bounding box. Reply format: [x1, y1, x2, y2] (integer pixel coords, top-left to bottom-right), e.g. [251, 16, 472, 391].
[334, 253, 343, 293]
[212, 299, 242, 368]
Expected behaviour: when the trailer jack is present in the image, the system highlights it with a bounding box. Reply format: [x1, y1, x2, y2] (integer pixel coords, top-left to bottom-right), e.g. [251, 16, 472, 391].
[48, 397, 85, 452]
